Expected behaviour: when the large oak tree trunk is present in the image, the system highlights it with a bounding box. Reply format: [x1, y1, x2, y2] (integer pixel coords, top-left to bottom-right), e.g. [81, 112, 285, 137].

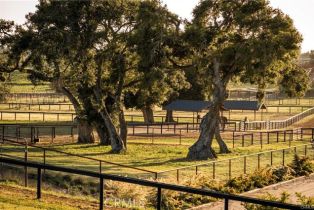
[142, 106, 154, 123]
[59, 85, 95, 144]
[165, 110, 175, 122]
[77, 119, 95, 143]
[187, 111, 218, 160]
[119, 109, 127, 149]
[99, 108, 125, 153]
[215, 123, 229, 153]
[187, 59, 230, 160]
[95, 122, 110, 145]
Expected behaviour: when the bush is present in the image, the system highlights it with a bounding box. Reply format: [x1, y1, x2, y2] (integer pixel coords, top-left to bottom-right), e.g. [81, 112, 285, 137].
[243, 192, 314, 210]
[243, 192, 290, 210]
[225, 168, 275, 193]
[289, 155, 314, 176]
[272, 166, 295, 182]
[296, 192, 314, 206]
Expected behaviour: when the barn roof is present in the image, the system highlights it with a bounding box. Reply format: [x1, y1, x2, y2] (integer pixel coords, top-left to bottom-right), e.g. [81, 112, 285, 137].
[163, 100, 266, 112]
[163, 100, 211, 112]
[223, 100, 267, 111]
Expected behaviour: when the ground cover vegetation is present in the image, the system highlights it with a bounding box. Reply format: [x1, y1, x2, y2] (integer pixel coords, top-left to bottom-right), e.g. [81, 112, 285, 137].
[0, 0, 310, 160]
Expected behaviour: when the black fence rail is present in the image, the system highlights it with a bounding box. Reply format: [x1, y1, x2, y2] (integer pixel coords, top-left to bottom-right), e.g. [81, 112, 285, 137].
[0, 157, 306, 210]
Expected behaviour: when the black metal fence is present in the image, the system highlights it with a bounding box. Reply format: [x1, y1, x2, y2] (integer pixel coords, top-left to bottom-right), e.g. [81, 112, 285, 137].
[0, 156, 306, 210]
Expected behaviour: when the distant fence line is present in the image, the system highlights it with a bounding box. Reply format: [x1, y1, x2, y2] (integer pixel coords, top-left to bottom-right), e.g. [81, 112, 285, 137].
[4, 93, 68, 103]
[0, 106, 313, 132]
[0, 124, 76, 143]
[0, 110, 76, 122]
[245, 107, 314, 130]
[0, 102, 74, 111]
[127, 127, 313, 148]
[228, 89, 314, 101]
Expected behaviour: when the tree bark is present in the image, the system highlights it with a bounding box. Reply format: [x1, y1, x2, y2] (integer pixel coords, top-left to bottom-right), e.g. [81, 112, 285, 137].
[95, 122, 110, 145]
[142, 106, 154, 123]
[215, 123, 230, 153]
[77, 119, 95, 143]
[98, 108, 125, 153]
[187, 111, 217, 160]
[93, 89, 125, 153]
[119, 108, 127, 149]
[59, 85, 96, 144]
[165, 110, 175, 122]
[187, 59, 230, 160]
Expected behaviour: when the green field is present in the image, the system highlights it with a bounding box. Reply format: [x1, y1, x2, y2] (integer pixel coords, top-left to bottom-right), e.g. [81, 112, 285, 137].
[1, 137, 311, 182]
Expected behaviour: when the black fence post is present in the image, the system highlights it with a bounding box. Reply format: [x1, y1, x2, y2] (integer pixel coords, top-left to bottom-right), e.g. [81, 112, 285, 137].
[224, 198, 229, 210]
[157, 187, 162, 210]
[179, 129, 182, 145]
[100, 177, 104, 210]
[258, 154, 260, 169]
[37, 167, 42, 199]
[24, 141, 28, 187]
[244, 156, 247, 174]
[213, 162, 216, 179]
[229, 159, 232, 180]
[282, 149, 285, 166]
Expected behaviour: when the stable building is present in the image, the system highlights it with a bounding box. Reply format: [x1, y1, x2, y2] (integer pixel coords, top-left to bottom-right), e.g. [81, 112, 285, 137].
[163, 100, 267, 122]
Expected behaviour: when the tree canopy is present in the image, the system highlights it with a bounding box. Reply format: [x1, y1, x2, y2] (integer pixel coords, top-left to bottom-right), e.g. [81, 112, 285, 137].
[184, 0, 308, 160]
[0, 0, 309, 159]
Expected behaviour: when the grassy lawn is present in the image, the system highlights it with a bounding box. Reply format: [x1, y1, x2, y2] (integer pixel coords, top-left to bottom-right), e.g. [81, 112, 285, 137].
[1, 138, 312, 182]
[0, 181, 103, 210]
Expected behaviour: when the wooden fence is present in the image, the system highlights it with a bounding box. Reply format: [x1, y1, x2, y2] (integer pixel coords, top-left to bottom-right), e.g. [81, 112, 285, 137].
[245, 107, 314, 130]
[0, 102, 74, 111]
[0, 110, 76, 122]
[4, 93, 68, 103]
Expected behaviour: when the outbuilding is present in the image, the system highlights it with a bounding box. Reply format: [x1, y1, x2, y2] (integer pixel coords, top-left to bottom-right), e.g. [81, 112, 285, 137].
[163, 100, 267, 122]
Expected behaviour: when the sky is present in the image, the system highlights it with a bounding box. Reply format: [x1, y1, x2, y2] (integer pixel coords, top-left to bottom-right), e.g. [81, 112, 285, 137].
[1, 0, 314, 52]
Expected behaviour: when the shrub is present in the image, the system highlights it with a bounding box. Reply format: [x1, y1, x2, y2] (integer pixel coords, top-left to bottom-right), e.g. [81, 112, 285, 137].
[243, 192, 290, 210]
[225, 168, 275, 193]
[289, 155, 314, 176]
[296, 192, 314, 206]
[271, 166, 295, 182]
